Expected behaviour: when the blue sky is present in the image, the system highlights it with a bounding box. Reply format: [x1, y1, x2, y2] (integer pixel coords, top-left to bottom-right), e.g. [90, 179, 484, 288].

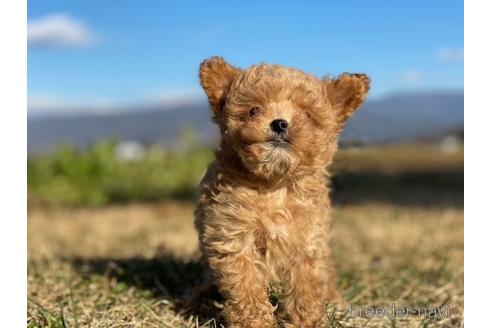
[28, 0, 463, 112]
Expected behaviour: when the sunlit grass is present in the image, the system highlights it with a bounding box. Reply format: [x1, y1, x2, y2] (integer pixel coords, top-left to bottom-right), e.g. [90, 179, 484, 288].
[27, 202, 463, 327]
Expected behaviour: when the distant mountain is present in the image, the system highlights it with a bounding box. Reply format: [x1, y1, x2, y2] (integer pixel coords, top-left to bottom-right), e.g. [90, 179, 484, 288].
[27, 91, 463, 154]
[341, 91, 464, 145]
[28, 103, 215, 154]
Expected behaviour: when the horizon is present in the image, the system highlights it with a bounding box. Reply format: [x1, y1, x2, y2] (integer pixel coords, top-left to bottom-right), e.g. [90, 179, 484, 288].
[27, 89, 464, 118]
[28, 90, 464, 154]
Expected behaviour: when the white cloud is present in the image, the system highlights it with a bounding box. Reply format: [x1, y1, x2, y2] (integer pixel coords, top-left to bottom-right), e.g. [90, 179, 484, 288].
[28, 93, 116, 114]
[28, 89, 205, 115]
[437, 48, 464, 62]
[144, 88, 204, 106]
[28, 14, 97, 48]
[399, 70, 423, 85]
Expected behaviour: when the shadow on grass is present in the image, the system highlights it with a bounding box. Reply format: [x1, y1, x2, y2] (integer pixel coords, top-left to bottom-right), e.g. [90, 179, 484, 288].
[70, 254, 224, 324]
[331, 169, 463, 208]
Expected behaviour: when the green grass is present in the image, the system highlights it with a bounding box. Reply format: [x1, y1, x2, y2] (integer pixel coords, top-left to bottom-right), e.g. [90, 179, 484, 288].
[28, 142, 463, 208]
[28, 140, 214, 207]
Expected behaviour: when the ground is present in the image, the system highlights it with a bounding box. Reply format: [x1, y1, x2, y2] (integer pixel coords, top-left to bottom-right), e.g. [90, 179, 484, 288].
[27, 144, 464, 327]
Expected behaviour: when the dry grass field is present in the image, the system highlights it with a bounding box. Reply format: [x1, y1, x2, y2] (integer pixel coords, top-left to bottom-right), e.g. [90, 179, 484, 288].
[27, 144, 464, 327]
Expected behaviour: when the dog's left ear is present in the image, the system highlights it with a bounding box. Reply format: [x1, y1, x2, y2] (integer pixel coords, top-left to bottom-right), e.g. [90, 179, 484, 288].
[199, 56, 240, 121]
[323, 73, 370, 126]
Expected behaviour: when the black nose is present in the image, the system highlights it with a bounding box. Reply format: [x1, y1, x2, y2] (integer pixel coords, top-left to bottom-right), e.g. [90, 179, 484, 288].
[270, 119, 289, 134]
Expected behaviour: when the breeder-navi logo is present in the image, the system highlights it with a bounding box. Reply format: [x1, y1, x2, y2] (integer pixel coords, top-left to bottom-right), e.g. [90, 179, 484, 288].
[347, 303, 451, 319]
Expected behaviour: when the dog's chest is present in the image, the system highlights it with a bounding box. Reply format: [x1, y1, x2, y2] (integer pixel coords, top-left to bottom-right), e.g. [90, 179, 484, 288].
[253, 188, 312, 251]
[257, 188, 291, 236]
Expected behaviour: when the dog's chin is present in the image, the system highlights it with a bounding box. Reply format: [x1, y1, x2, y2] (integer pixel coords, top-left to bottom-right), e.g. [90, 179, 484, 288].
[267, 139, 291, 149]
[239, 141, 297, 181]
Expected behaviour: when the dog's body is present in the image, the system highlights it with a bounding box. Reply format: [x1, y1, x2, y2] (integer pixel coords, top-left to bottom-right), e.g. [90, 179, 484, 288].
[194, 57, 369, 327]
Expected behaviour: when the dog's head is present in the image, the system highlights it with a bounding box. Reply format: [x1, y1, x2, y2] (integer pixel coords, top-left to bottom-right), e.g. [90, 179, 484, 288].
[199, 57, 370, 181]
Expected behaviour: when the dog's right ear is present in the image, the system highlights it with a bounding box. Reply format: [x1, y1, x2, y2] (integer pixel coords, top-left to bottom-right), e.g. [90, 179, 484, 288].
[199, 57, 240, 120]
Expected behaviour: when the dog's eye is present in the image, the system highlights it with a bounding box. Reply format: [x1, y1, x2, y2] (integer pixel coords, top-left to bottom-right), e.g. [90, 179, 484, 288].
[249, 106, 261, 118]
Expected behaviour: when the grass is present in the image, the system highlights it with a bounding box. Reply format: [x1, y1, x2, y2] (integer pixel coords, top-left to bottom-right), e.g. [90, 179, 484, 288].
[27, 143, 464, 327]
[27, 140, 214, 207]
[27, 141, 463, 208]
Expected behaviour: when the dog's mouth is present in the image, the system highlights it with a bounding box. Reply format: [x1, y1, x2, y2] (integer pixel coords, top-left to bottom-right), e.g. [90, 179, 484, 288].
[267, 136, 291, 149]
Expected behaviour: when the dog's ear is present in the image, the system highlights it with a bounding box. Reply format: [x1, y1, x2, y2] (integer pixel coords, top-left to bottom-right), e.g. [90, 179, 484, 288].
[199, 57, 240, 120]
[323, 73, 370, 126]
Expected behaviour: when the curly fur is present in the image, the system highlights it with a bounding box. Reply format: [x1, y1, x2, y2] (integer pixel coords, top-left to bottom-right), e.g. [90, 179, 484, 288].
[195, 57, 370, 327]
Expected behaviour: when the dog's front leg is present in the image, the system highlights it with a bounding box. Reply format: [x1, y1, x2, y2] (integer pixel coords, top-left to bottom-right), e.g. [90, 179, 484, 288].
[282, 254, 335, 328]
[208, 242, 276, 328]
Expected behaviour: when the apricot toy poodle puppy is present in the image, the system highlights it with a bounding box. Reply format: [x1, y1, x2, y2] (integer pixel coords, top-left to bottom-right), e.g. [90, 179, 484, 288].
[194, 57, 370, 328]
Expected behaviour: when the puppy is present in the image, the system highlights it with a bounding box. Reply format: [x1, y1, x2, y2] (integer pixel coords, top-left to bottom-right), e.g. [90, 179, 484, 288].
[194, 57, 370, 328]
